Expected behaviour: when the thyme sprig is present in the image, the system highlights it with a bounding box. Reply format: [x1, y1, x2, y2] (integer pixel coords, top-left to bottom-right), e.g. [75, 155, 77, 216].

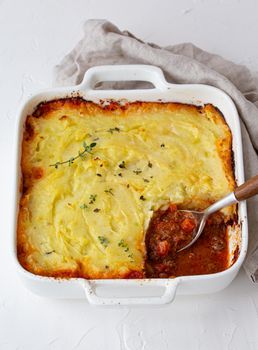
[50, 142, 97, 169]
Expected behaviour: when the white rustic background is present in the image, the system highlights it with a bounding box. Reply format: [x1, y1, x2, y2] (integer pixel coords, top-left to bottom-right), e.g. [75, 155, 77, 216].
[1, 0, 258, 349]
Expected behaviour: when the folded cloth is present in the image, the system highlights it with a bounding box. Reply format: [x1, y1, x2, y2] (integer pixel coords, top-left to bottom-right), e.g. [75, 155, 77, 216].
[54, 19, 258, 282]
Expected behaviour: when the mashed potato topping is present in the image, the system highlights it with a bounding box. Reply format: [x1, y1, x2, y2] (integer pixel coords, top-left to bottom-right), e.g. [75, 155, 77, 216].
[17, 99, 235, 279]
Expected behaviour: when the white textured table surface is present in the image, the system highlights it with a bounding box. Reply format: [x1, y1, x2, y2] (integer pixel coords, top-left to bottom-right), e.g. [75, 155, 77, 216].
[1, 1, 258, 349]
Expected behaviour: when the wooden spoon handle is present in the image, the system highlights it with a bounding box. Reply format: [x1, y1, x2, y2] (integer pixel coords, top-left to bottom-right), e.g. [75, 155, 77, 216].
[234, 174, 258, 201]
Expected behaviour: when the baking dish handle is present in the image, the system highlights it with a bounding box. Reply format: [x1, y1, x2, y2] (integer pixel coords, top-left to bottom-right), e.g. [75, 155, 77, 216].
[79, 65, 169, 91]
[81, 278, 180, 306]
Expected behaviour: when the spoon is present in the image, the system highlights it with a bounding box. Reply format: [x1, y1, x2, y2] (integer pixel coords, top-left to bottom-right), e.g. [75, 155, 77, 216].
[178, 174, 258, 252]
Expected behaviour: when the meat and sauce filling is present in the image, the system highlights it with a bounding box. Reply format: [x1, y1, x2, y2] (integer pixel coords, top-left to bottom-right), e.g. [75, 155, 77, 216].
[145, 204, 228, 278]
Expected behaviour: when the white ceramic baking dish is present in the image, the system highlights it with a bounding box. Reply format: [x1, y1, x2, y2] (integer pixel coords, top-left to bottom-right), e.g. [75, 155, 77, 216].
[13, 65, 248, 306]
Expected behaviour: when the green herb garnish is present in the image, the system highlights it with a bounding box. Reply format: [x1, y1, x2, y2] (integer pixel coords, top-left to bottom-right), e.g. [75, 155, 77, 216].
[50, 142, 97, 168]
[140, 195, 146, 201]
[45, 250, 55, 255]
[143, 179, 150, 183]
[108, 127, 120, 134]
[98, 236, 109, 247]
[94, 208, 101, 213]
[89, 194, 97, 204]
[160, 143, 165, 148]
[80, 203, 88, 209]
[119, 161, 126, 169]
[118, 239, 129, 252]
[148, 161, 153, 168]
[105, 188, 114, 196]
[133, 169, 142, 175]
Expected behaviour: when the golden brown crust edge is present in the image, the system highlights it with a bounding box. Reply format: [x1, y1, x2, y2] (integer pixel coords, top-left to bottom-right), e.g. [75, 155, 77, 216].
[203, 103, 236, 192]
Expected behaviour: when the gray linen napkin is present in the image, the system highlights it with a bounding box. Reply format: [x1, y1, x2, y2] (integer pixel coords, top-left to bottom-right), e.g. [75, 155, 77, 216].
[54, 19, 258, 282]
